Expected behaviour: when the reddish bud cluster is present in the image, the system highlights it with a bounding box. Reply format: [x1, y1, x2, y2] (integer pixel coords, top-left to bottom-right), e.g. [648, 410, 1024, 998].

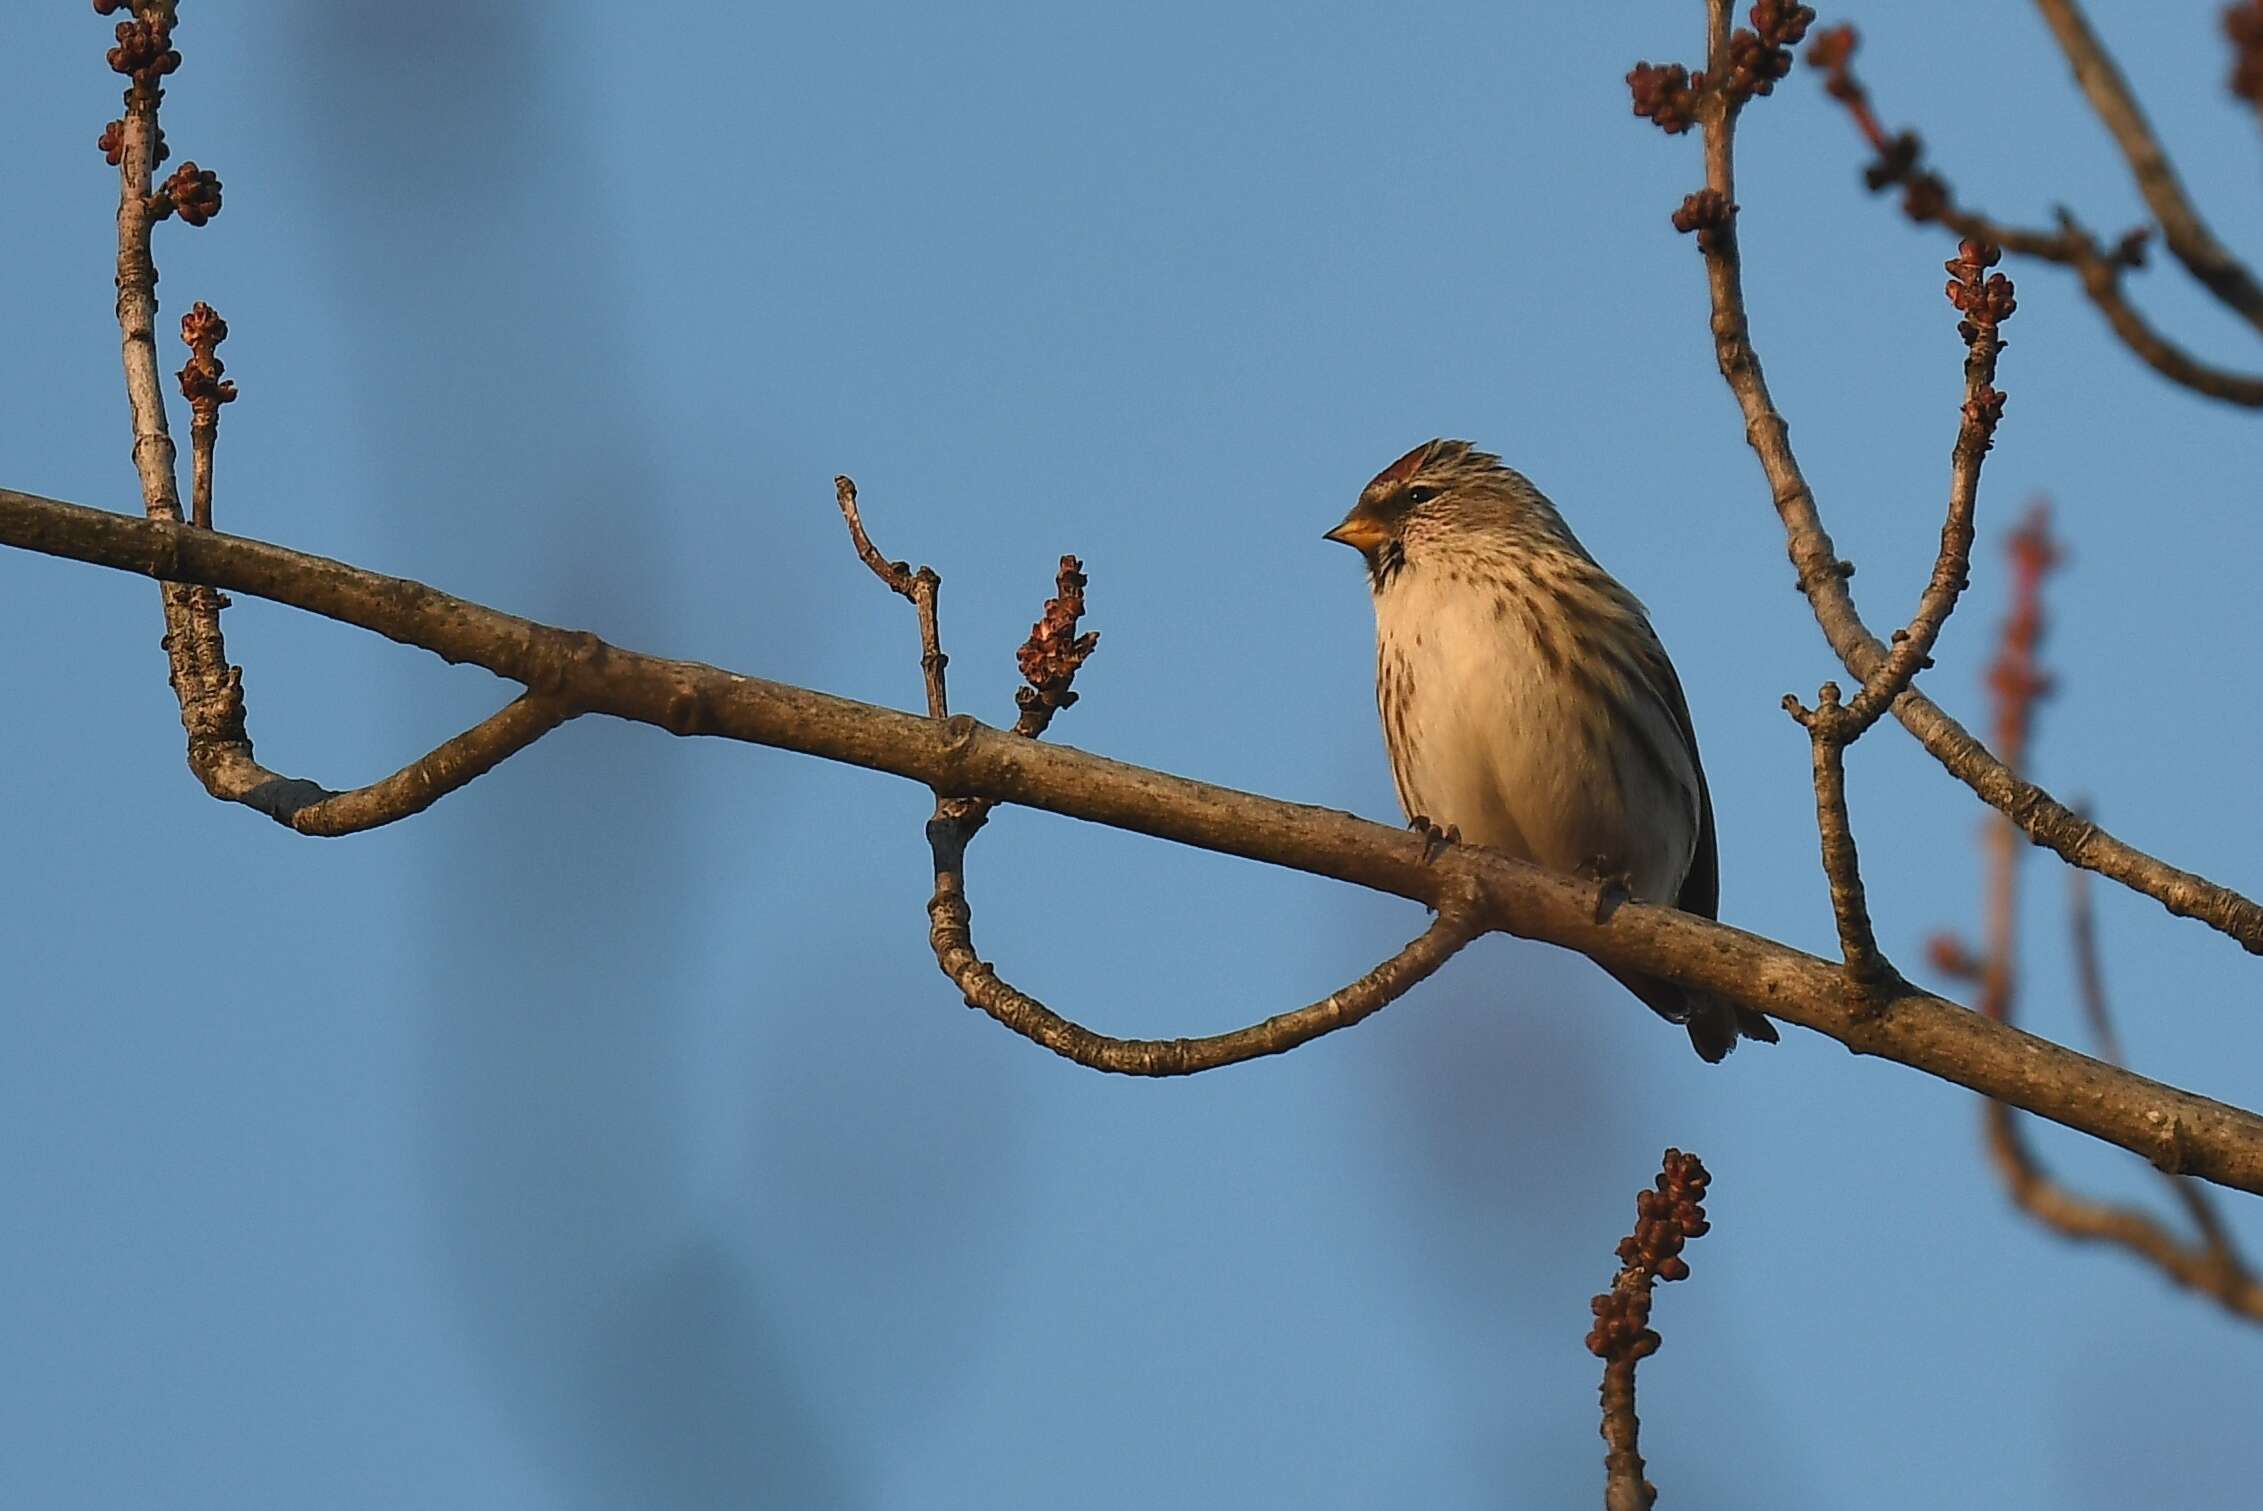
[1629, 4, 1815, 135]
[150, 160, 222, 225]
[1586, 1150, 1712, 1362]
[106, 17, 179, 82]
[1726, 1, 1816, 100]
[177, 301, 238, 420]
[2229, 2, 2263, 105]
[1628, 60, 1699, 134]
[1671, 188, 1736, 252]
[1013, 556, 1100, 735]
[1945, 240, 2015, 343]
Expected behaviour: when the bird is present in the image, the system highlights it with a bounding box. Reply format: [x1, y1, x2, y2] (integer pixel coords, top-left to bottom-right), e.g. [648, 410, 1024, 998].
[1325, 439, 1777, 1061]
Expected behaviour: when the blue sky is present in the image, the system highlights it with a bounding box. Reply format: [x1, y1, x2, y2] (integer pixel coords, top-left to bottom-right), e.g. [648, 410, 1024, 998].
[6, 3, 2263, 1506]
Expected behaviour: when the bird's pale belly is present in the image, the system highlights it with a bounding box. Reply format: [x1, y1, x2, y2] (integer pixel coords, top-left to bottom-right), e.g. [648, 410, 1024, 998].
[1375, 592, 1693, 905]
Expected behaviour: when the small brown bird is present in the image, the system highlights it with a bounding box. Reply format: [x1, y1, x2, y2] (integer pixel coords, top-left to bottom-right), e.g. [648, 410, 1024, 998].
[1327, 440, 1776, 1061]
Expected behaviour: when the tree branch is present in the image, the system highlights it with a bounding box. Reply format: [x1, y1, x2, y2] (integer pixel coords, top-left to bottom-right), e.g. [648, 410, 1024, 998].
[1639, 14, 2263, 955]
[11, 486, 2263, 1194]
[94, 5, 572, 834]
[2031, 0, 2263, 335]
[1806, 23, 2263, 408]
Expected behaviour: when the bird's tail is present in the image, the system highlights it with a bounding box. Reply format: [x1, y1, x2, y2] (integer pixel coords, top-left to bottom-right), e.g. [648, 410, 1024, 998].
[1605, 967, 1779, 1063]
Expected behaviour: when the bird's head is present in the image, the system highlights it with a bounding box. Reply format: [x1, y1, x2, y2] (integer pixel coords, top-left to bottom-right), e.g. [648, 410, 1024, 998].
[1326, 439, 1564, 590]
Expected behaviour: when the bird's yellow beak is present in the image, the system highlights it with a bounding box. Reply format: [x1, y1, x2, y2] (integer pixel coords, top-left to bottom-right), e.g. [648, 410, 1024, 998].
[1324, 511, 1390, 553]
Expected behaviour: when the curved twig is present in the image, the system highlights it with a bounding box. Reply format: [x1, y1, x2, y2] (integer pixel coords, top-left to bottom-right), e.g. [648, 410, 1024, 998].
[1783, 685, 1892, 991]
[933, 819, 1486, 1075]
[1672, 13, 2263, 954]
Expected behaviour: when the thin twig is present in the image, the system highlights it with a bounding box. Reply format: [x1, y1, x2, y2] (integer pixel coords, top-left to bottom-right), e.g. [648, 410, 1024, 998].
[1782, 685, 1892, 991]
[1807, 23, 2263, 409]
[1932, 509, 2263, 1323]
[17, 486, 2263, 1193]
[1588, 1149, 1714, 1511]
[1635, 6, 2263, 954]
[1841, 240, 2014, 731]
[2031, 0, 2263, 335]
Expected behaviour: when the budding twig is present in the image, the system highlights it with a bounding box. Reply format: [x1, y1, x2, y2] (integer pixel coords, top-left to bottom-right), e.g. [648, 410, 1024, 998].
[94, 3, 571, 833]
[831, 477, 1485, 1075]
[1588, 1149, 1714, 1511]
[1633, 0, 2263, 954]
[1807, 18, 2263, 408]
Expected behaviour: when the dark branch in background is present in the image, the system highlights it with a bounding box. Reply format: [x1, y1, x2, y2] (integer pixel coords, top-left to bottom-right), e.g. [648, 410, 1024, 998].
[21, 493, 2263, 1191]
[2232, 2, 2263, 118]
[1805, 21, 2263, 408]
[1588, 1150, 1714, 1511]
[1928, 509, 2263, 1323]
[832, 482, 1488, 1075]
[1629, 1, 2263, 957]
[92, 2, 574, 834]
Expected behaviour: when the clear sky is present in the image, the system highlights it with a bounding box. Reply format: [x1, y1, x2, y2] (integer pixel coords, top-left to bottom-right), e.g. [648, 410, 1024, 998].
[6, 3, 2263, 1507]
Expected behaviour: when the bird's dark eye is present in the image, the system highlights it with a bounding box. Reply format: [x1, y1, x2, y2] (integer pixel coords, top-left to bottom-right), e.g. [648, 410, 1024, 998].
[1406, 486, 1439, 505]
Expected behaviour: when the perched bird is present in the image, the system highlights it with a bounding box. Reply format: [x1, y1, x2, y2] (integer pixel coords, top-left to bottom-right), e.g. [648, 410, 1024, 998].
[1326, 439, 1777, 1061]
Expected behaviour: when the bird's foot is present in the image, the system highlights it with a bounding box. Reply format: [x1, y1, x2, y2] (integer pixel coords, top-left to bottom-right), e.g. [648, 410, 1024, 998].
[1581, 856, 1635, 924]
[1408, 815, 1460, 867]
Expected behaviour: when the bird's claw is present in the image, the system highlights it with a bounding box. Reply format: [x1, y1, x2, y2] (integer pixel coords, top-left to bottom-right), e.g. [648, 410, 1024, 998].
[1582, 856, 1634, 924]
[1409, 815, 1460, 866]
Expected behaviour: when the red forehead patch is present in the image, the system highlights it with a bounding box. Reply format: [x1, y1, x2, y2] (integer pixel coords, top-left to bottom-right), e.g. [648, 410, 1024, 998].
[1369, 441, 1433, 492]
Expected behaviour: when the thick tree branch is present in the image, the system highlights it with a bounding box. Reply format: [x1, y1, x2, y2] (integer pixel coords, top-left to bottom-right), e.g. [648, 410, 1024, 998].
[1651, 15, 2263, 955]
[10, 487, 2263, 1193]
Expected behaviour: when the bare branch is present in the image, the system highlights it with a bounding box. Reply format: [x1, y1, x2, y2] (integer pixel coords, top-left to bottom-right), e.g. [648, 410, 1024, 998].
[1644, 18, 2263, 954]
[932, 824, 1486, 1074]
[1807, 23, 2263, 408]
[1933, 510, 2263, 1323]
[834, 475, 947, 720]
[2031, 0, 2263, 334]
[1841, 239, 2015, 732]
[1783, 684, 1893, 991]
[1588, 1149, 1714, 1511]
[93, 10, 570, 834]
[13, 490, 2263, 1194]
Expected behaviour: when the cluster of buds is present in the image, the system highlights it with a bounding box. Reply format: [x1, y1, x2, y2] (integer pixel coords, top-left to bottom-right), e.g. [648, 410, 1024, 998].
[104, 13, 179, 86]
[1725, 1, 1817, 101]
[149, 160, 222, 225]
[1630, 3, 1815, 133]
[1946, 239, 2015, 432]
[1671, 188, 1736, 253]
[2230, 1, 2263, 106]
[1013, 556, 1100, 737]
[1627, 60, 1700, 135]
[1586, 1150, 1712, 1363]
[177, 301, 237, 422]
